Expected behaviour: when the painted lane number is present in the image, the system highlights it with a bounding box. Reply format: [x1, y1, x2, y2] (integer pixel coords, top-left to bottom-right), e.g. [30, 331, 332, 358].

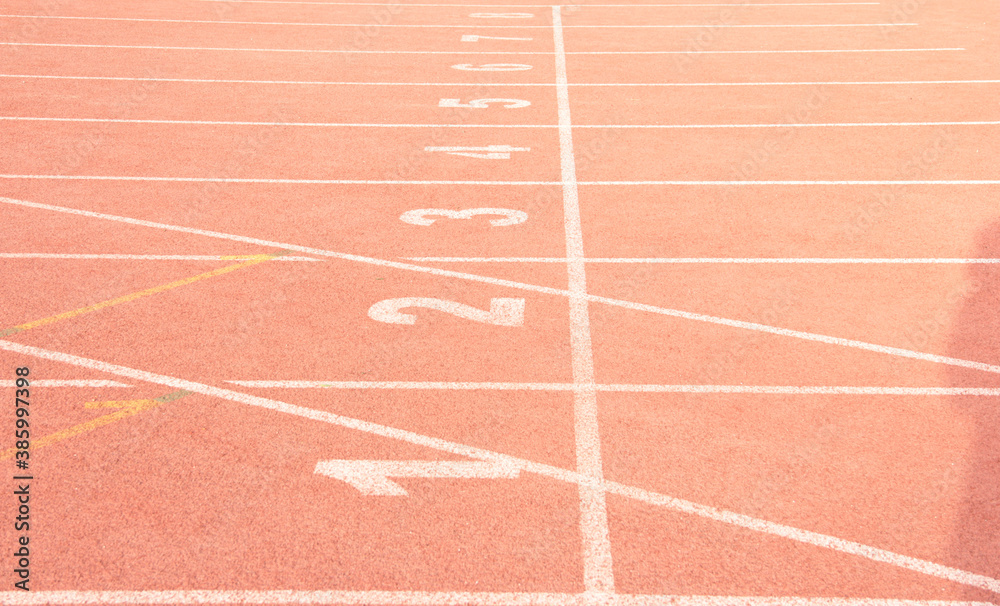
[368, 297, 525, 326]
[399, 208, 527, 226]
[439, 98, 530, 109]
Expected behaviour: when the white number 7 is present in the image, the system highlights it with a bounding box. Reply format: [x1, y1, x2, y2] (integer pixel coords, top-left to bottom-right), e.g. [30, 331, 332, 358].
[439, 98, 531, 109]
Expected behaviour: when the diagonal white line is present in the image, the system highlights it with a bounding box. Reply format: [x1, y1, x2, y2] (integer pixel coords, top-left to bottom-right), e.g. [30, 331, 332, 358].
[5, 75, 1000, 87]
[0, 42, 964, 54]
[3, 196, 1000, 375]
[404, 257, 1000, 264]
[225, 381, 1000, 396]
[194, 0, 885, 5]
[0, 15, 914, 27]
[0, 589, 993, 605]
[4, 117, 1000, 128]
[3, 177, 1000, 185]
[0, 339, 997, 595]
[0, 379, 131, 387]
[552, 5, 614, 593]
[0, 253, 320, 261]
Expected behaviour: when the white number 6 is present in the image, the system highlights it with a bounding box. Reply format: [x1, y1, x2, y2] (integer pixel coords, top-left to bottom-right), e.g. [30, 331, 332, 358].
[400, 208, 527, 226]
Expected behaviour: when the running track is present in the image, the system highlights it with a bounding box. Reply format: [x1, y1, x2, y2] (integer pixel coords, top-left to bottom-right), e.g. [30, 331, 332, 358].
[1, 0, 999, 603]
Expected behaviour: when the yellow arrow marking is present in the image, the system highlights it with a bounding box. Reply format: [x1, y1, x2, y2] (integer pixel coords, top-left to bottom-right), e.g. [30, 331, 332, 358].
[0, 251, 289, 338]
[0, 390, 193, 460]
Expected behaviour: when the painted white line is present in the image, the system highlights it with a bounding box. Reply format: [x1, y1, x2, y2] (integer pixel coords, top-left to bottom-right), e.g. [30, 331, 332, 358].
[196, 0, 884, 6]
[0, 15, 913, 27]
[0, 379, 131, 387]
[6, 117, 1000, 129]
[0, 592, 997, 606]
[572, 48, 965, 54]
[227, 381, 1000, 396]
[0, 42, 549, 54]
[229, 380, 575, 389]
[1, 339, 998, 596]
[5, 196, 1000, 377]
[0, 74, 556, 85]
[578, 181, 1000, 185]
[403, 257, 1000, 264]
[0, 591, 993, 606]
[0, 253, 320, 261]
[314, 460, 521, 496]
[0, 42, 963, 55]
[6, 75, 1000, 87]
[3, 176, 1000, 185]
[0, 176, 560, 184]
[572, 80, 1000, 86]
[553, 6, 614, 593]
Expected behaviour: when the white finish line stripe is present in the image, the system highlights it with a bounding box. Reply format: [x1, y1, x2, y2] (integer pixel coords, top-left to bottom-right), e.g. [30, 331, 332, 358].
[0, 15, 912, 27]
[5, 196, 1000, 377]
[5, 117, 999, 129]
[0, 591, 993, 605]
[0, 379, 131, 387]
[404, 257, 1000, 264]
[0, 253, 319, 261]
[5, 75, 1000, 87]
[226, 381, 1000, 396]
[0, 42, 962, 55]
[0, 339, 997, 595]
[553, 6, 614, 593]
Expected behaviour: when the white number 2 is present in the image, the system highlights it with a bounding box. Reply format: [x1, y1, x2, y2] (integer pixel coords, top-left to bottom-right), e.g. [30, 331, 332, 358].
[368, 298, 525, 326]
[439, 98, 531, 109]
[400, 208, 528, 226]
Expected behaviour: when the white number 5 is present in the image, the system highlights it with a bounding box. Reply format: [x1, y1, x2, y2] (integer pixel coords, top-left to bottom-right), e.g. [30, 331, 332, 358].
[368, 297, 525, 326]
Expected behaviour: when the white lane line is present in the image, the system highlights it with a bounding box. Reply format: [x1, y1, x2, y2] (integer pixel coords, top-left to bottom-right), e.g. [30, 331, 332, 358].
[404, 257, 1000, 264]
[5, 196, 1000, 376]
[0, 42, 963, 54]
[0, 591, 993, 606]
[0, 253, 320, 261]
[0, 74, 557, 85]
[574, 80, 1000, 86]
[5, 75, 1000, 87]
[553, 6, 614, 593]
[0, 176, 561, 184]
[2, 339, 998, 595]
[574, 48, 964, 54]
[229, 380, 577, 389]
[0, 15, 913, 27]
[227, 381, 1000, 396]
[0, 379, 131, 387]
[0, 42, 548, 54]
[579, 181, 1000, 185]
[196, 0, 884, 5]
[6, 117, 1000, 129]
[3, 177, 1000, 185]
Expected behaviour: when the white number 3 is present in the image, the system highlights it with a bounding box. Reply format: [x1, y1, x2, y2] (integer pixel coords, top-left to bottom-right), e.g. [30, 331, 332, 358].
[399, 208, 527, 226]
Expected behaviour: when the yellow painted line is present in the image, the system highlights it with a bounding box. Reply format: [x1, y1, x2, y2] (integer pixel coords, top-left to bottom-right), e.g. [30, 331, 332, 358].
[0, 390, 192, 460]
[0, 251, 289, 337]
